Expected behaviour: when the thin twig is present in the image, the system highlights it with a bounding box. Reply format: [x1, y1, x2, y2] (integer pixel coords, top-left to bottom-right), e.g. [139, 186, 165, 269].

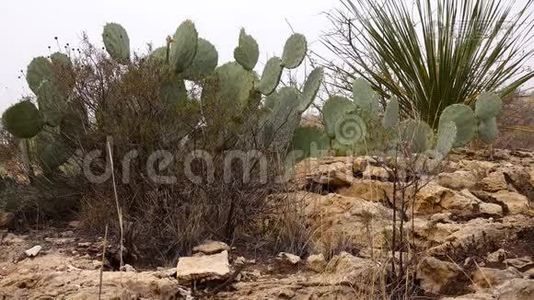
[107, 140, 124, 269]
[98, 224, 109, 300]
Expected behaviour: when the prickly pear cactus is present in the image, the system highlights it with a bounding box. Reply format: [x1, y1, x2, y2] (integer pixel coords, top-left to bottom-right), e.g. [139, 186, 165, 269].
[475, 93, 502, 145]
[290, 126, 329, 159]
[281, 34, 307, 69]
[435, 121, 457, 156]
[438, 104, 476, 147]
[234, 29, 259, 71]
[26, 57, 55, 94]
[204, 62, 255, 112]
[475, 93, 502, 120]
[1, 100, 44, 139]
[322, 96, 355, 138]
[34, 130, 72, 173]
[37, 80, 66, 127]
[262, 87, 301, 150]
[170, 20, 198, 73]
[102, 23, 130, 64]
[257, 57, 283, 95]
[478, 118, 499, 144]
[298, 67, 323, 113]
[400, 119, 433, 153]
[183, 38, 218, 80]
[382, 97, 399, 129]
[160, 77, 188, 108]
[353, 78, 379, 117]
[50, 52, 72, 71]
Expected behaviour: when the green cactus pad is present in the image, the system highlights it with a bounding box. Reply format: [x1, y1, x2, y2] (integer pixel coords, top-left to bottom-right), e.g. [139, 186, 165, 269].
[1, 100, 44, 139]
[26, 57, 55, 94]
[382, 97, 399, 129]
[205, 62, 255, 111]
[102, 23, 130, 63]
[264, 87, 301, 149]
[478, 118, 498, 144]
[37, 80, 66, 127]
[290, 126, 330, 159]
[234, 29, 259, 71]
[264, 91, 279, 111]
[183, 38, 218, 80]
[400, 119, 433, 153]
[475, 93, 503, 120]
[35, 131, 72, 172]
[257, 57, 283, 95]
[438, 104, 476, 147]
[170, 20, 198, 73]
[160, 77, 188, 108]
[50, 52, 72, 71]
[298, 67, 323, 113]
[436, 121, 457, 156]
[149, 47, 168, 63]
[353, 78, 379, 116]
[281, 33, 307, 69]
[322, 96, 355, 138]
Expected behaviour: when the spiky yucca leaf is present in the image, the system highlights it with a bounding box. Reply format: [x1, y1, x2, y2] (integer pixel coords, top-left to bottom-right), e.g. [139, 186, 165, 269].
[325, 0, 534, 126]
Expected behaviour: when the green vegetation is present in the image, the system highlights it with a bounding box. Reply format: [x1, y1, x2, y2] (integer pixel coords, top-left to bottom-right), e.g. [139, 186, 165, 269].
[324, 0, 534, 127]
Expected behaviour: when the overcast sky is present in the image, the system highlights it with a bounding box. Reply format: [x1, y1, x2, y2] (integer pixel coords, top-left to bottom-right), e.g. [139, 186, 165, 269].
[0, 0, 336, 113]
[1, 0, 532, 114]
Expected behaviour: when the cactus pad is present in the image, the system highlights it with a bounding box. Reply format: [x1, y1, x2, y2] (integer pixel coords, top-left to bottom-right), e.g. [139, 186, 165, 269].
[478, 118, 498, 144]
[170, 20, 198, 73]
[438, 104, 476, 147]
[160, 77, 188, 108]
[102, 23, 130, 63]
[234, 29, 259, 71]
[257, 57, 283, 95]
[290, 126, 330, 159]
[205, 62, 255, 111]
[436, 121, 457, 156]
[382, 97, 399, 129]
[400, 119, 433, 153]
[353, 78, 379, 116]
[322, 96, 355, 138]
[281, 34, 307, 69]
[298, 67, 323, 112]
[2, 100, 44, 139]
[26, 57, 55, 94]
[37, 80, 66, 126]
[475, 93, 503, 120]
[183, 38, 218, 80]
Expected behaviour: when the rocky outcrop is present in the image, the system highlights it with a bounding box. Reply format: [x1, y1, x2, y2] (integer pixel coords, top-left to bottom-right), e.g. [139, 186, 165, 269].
[176, 250, 231, 283]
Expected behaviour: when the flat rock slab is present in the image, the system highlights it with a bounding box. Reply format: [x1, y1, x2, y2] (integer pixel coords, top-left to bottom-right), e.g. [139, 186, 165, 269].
[176, 250, 230, 283]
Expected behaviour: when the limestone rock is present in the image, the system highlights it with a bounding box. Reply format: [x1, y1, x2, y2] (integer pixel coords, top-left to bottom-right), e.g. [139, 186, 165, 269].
[277, 252, 301, 265]
[492, 190, 530, 215]
[337, 179, 392, 203]
[293, 157, 354, 188]
[416, 257, 463, 294]
[24, 245, 42, 257]
[438, 171, 477, 190]
[192, 240, 230, 255]
[176, 250, 230, 283]
[306, 254, 327, 273]
[472, 267, 522, 289]
[478, 171, 508, 192]
[323, 252, 379, 285]
[494, 278, 534, 300]
[487, 249, 509, 264]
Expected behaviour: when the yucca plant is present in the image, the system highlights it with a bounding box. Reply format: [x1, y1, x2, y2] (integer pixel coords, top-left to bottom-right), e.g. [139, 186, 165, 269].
[324, 0, 534, 127]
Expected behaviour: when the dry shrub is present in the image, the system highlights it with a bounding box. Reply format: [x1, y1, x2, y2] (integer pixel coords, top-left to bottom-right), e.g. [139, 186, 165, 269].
[38, 36, 294, 265]
[495, 95, 534, 150]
